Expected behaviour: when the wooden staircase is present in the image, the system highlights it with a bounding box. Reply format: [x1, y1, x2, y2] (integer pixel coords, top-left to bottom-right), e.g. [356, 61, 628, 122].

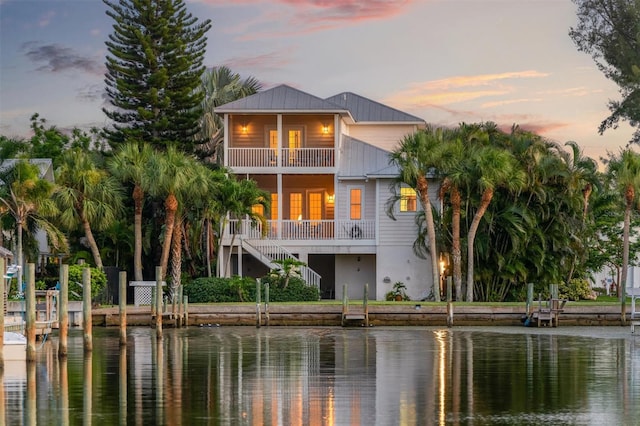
[341, 283, 369, 327]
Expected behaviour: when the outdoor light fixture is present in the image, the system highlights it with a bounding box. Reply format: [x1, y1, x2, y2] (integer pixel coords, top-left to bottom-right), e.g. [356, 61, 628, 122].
[327, 193, 335, 203]
[241, 124, 248, 134]
[322, 125, 330, 134]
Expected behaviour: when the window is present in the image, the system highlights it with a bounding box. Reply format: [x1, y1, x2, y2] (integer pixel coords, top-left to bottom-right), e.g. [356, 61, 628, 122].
[288, 129, 301, 163]
[309, 192, 322, 221]
[350, 188, 362, 220]
[290, 193, 302, 220]
[400, 187, 417, 212]
[270, 193, 278, 220]
[251, 204, 264, 216]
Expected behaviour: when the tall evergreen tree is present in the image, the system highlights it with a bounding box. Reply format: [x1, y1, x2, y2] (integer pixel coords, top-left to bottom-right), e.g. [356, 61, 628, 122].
[103, 0, 211, 152]
[570, 0, 640, 144]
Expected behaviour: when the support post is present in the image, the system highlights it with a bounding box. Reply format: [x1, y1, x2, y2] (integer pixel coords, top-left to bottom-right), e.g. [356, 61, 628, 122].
[58, 264, 69, 358]
[82, 267, 92, 352]
[177, 285, 184, 328]
[526, 282, 534, 316]
[155, 266, 162, 340]
[184, 295, 188, 327]
[26, 263, 36, 362]
[265, 282, 270, 327]
[256, 278, 261, 328]
[119, 271, 127, 345]
[446, 276, 453, 328]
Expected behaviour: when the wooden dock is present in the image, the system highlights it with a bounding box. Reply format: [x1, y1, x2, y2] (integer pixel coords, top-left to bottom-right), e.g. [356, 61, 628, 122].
[341, 284, 369, 327]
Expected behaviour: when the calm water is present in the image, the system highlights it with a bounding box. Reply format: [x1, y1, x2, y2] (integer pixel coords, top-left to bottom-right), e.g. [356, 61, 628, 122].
[2, 326, 640, 425]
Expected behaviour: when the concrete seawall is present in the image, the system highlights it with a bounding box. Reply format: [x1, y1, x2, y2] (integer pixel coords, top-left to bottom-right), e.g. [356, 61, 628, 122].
[91, 303, 629, 327]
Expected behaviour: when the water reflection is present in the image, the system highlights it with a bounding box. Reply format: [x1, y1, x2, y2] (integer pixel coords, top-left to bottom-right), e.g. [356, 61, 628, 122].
[2, 327, 640, 425]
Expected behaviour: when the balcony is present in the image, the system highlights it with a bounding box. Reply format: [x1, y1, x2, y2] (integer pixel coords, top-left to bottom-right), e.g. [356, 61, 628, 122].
[226, 219, 375, 241]
[228, 148, 335, 168]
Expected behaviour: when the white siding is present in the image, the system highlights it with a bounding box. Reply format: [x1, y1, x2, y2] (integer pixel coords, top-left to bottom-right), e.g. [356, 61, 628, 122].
[375, 178, 439, 299]
[348, 125, 417, 151]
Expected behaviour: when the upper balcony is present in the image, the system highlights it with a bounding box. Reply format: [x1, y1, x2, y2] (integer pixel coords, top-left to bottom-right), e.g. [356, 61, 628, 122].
[228, 148, 334, 168]
[225, 113, 336, 170]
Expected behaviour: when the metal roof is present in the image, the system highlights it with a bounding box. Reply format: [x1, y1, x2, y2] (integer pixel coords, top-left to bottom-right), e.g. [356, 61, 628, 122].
[337, 136, 398, 179]
[325, 92, 424, 124]
[215, 84, 350, 114]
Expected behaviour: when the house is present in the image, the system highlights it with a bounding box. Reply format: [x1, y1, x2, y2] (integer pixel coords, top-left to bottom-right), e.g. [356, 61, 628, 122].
[215, 85, 438, 300]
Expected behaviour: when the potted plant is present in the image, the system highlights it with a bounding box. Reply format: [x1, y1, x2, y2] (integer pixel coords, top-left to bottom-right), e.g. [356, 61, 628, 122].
[385, 281, 409, 301]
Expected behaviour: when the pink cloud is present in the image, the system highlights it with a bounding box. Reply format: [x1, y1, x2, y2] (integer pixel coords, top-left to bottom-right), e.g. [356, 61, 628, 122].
[193, 0, 414, 37]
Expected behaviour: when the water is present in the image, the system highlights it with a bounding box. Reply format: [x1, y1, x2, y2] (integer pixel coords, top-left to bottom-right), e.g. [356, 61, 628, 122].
[3, 326, 640, 425]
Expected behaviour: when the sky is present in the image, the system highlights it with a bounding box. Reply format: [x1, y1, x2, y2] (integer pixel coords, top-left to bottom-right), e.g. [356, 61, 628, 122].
[0, 0, 635, 163]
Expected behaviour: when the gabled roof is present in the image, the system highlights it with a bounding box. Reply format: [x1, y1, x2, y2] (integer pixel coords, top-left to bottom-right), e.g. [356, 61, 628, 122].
[215, 84, 351, 115]
[325, 92, 424, 124]
[337, 136, 398, 179]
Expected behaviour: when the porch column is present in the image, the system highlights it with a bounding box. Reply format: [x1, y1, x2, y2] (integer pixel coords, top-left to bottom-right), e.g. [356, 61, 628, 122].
[237, 243, 243, 278]
[277, 173, 283, 239]
[277, 114, 283, 240]
[223, 114, 229, 167]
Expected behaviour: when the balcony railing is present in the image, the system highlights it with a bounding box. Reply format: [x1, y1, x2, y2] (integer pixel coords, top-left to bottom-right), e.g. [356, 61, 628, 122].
[227, 219, 375, 241]
[227, 148, 334, 168]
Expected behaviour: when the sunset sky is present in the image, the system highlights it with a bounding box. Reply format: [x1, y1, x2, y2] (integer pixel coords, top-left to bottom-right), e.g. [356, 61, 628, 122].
[0, 0, 634, 162]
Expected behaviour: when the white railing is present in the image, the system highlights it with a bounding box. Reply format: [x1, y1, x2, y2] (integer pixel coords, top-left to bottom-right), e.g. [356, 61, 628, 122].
[227, 148, 334, 168]
[241, 238, 321, 288]
[227, 219, 375, 241]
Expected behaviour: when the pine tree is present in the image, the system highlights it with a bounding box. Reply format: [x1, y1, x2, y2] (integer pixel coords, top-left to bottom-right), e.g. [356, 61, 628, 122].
[103, 0, 211, 152]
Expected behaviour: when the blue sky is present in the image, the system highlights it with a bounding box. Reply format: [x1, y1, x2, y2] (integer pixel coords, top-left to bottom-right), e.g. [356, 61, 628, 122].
[0, 0, 633, 162]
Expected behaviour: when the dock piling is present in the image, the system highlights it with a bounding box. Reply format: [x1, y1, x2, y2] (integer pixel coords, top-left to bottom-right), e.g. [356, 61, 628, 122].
[119, 271, 127, 345]
[82, 267, 92, 352]
[58, 264, 69, 357]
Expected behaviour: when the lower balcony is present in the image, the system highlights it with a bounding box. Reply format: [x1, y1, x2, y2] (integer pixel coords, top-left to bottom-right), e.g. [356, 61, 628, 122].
[226, 219, 375, 241]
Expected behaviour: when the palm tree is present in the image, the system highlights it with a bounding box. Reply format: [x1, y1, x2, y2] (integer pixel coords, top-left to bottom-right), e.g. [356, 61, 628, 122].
[464, 144, 525, 302]
[196, 66, 262, 164]
[54, 149, 124, 269]
[388, 127, 445, 301]
[144, 146, 196, 279]
[107, 142, 153, 281]
[605, 149, 640, 323]
[437, 131, 466, 300]
[0, 160, 66, 287]
[168, 161, 211, 292]
[184, 166, 227, 277]
[213, 177, 268, 277]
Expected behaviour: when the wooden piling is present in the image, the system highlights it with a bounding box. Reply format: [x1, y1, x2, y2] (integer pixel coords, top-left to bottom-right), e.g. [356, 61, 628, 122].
[26, 263, 36, 362]
[58, 264, 69, 358]
[256, 278, 261, 328]
[526, 283, 534, 317]
[177, 285, 183, 328]
[83, 267, 92, 352]
[155, 266, 162, 340]
[119, 271, 127, 345]
[183, 296, 188, 327]
[265, 282, 270, 326]
[446, 276, 453, 328]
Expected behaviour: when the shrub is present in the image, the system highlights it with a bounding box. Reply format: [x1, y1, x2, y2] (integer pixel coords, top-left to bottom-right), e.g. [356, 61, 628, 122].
[259, 275, 320, 302]
[559, 278, 593, 301]
[184, 275, 320, 303]
[67, 265, 107, 301]
[184, 276, 256, 303]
